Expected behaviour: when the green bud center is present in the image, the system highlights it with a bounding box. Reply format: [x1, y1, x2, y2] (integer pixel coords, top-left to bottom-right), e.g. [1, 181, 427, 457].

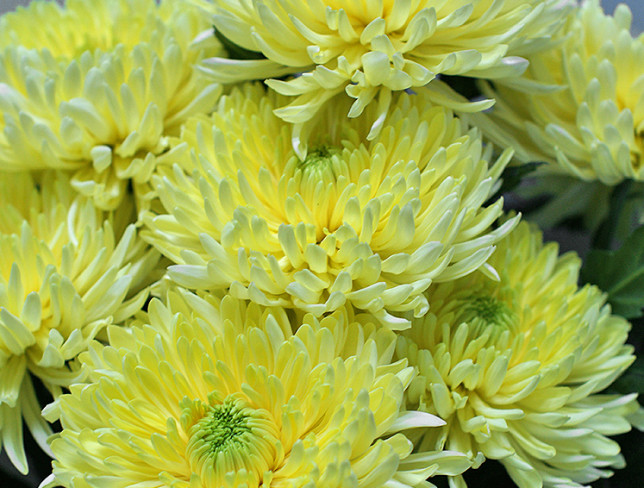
[185, 395, 279, 485]
[196, 399, 251, 454]
[457, 294, 517, 339]
[299, 145, 343, 183]
[302, 145, 339, 168]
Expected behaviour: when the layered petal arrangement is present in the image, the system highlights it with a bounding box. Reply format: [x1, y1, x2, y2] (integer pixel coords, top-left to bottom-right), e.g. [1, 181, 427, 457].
[481, 0, 644, 185]
[396, 220, 638, 488]
[0, 172, 157, 474]
[198, 0, 567, 137]
[0, 1, 641, 487]
[42, 290, 470, 487]
[142, 83, 517, 329]
[0, 0, 223, 209]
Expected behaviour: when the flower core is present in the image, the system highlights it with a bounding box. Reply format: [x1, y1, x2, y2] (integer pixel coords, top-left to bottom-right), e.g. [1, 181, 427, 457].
[454, 293, 518, 340]
[302, 145, 341, 169]
[186, 395, 278, 485]
[191, 400, 252, 456]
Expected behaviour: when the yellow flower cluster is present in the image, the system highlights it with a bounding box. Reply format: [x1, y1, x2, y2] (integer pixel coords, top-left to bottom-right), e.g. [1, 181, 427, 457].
[397, 221, 639, 487]
[197, 0, 568, 137]
[0, 1, 640, 488]
[0, 171, 157, 474]
[482, 0, 644, 185]
[42, 292, 470, 487]
[142, 83, 516, 329]
[0, 0, 223, 209]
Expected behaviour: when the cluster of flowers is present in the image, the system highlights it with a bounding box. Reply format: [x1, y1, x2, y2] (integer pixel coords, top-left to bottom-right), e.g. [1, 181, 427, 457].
[0, 0, 641, 487]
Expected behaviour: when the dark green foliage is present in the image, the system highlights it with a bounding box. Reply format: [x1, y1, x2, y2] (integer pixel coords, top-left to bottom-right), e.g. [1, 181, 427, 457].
[582, 225, 644, 319]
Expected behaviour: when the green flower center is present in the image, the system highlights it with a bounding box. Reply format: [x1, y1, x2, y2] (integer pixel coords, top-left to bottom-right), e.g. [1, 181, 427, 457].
[196, 399, 252, 454]
[288, 144, 346, 236]
[456, 294, 517, 339]
[303, 145, 339, 165]
[185, 395, 279, 485]
[299, 145, 342, 178]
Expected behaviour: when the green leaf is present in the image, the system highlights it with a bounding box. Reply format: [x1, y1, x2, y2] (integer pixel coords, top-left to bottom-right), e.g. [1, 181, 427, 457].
[581, 225, 644, 319]
[610, 356, 644, 395]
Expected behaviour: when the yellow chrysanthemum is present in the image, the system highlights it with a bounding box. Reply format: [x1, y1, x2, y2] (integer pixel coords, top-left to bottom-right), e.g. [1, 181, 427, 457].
[396, 220, 639, 488]
[42, 290, 471, 487]
[196, 0, 567, 139]
[0, 0, 223, 209]
[0, 171, 159, 474]
[480, 0, 644, 185]
[142, 83, 517, 329]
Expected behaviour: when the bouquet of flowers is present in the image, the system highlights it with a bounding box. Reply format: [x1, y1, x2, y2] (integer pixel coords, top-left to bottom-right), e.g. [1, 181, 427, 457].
[0, 1, 642, 487]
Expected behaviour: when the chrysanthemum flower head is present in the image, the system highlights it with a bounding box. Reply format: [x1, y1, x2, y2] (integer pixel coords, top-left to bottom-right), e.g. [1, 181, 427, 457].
[0, 171, 158, 474]
[42, 289, 471, 487]
[197, 0, 568, 138]
[481, 0, 644, 185]
[396, 220, 639, 488]
[0, 0, 223, 209]
[142, 83, 517, 329]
